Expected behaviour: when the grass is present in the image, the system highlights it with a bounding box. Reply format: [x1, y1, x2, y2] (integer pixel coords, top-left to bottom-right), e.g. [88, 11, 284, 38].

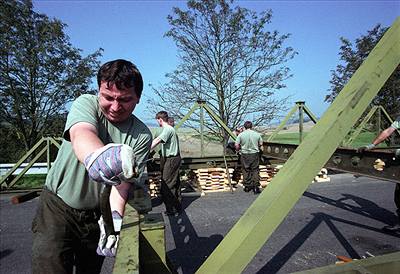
[4, 174, 46, 190]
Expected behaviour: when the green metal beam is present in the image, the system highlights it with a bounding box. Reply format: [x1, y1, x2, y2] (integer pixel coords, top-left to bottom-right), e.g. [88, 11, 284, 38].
[298, 101, 305, 142]
[201, 103, 236, 139]
[113, 201, 140, 274]
[303, 104, 318, 124]
[266, 103, 298, 142]
[196, 17, 400, 274]
[0, 137, 45, 187]
[267, 101, 318, 143]
[293, 251, 400, 274]
[7, 146, 47, 188]
[175, 102, 199, 130]
[343, 105, 379, 146]
[343, 105, 400, 147]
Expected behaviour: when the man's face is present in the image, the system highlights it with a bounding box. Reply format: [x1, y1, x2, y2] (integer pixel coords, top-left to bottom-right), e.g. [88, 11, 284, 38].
[98, 81, 139, 123]
[157, 118, 163, 127]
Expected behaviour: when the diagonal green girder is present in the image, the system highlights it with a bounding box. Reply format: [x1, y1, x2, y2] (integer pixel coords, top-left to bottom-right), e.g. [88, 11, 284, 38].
[196, 17, 400, 274]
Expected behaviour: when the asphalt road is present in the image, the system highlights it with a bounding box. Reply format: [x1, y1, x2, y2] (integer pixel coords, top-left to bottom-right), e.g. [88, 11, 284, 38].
[1, 173, 399, 273]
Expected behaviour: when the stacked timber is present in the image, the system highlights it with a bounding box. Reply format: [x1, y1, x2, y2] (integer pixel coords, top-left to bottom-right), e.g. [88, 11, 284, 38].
[148, 171, 162, 197]
[194, 168, 237, 192]
[313, 168, 330, 183]
[259, 165, 280, 188]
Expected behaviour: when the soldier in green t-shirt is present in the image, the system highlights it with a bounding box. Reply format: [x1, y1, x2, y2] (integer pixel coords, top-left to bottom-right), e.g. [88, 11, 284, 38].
[358, 116, 400, 232]
[31, 59, 152, 273]
[151, 111, 182, 215]
[235, 121, 263, 194]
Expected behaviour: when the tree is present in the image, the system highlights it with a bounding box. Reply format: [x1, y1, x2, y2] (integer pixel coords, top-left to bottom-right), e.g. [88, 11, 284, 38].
[0, 0, 102, 154]
[148, 0, 296, 144]
[326, 24, 400, 119]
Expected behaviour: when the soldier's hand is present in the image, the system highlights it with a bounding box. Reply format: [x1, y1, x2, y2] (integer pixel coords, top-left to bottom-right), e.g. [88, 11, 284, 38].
[84, 144, 137, 185]
[357, 143, 375, 153]
[96, 211, 123, 257]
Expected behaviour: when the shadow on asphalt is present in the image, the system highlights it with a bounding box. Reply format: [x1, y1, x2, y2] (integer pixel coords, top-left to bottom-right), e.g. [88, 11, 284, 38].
[0, 249, 14, 260]
[256, 191, 400, 274]
[304, 191, 398, 226]
[164, 196, 223, 273]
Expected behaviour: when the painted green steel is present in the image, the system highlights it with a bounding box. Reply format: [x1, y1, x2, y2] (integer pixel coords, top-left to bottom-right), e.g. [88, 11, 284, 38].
[303, 105, 318, 124]
[113, 201, 140, 274]
[7, 146, 47, 188]
[201, 103, 236, 139]
[196, 17, 400, 274]
[0, 137, 62, 188]
[343, 105, 379, 146]
[266, 103, 298, 142]
[174, 100, 236, 140]
[298, 101, 304, 142]
[139, 213, 171, 273]
[175, 102, 199, 130]
[0, 137, 45, 187]
[200, 103, 205, 157]
[293, 251, 400, 274]
[343, 105, 399, 146]
[266, 101, 318, 143]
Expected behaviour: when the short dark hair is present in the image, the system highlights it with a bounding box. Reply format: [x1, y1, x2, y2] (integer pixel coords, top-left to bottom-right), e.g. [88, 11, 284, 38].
[156, 111, 168, 122]
[97, 59, 143, 98]
[244, 121, 252, 129]
[167, 117, 174, 123]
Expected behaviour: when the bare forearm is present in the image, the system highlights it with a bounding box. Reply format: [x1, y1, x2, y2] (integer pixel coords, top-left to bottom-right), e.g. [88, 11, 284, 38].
[372, 127, 395, 146]
[110, 182, 132, 216]
[151, 137, 161, 150]
[70, 122, 104, 162]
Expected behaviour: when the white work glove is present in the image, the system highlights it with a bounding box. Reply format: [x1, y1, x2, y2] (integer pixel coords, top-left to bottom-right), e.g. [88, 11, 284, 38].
[357, 143, 375, 153]
[96, 211, 123, 257]
[84, 144, 138, 185]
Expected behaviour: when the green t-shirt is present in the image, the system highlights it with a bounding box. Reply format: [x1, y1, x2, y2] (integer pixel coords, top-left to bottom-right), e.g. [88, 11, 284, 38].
[158, 125, 180, 157]
[392, 116, 400, 129]
[45, 94, 152, 210]
[235, 129, 262, 154]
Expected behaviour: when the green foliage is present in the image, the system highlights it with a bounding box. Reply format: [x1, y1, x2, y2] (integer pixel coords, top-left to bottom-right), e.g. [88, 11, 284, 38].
[326, 24, 400, 118]
[11, 174, 46, 189]
[149, 0, 296, 145]
[0, 123, 26, 163]
[0, 0, 103, 154]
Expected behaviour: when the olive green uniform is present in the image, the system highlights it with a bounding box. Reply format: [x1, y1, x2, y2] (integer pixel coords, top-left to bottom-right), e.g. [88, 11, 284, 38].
[32, 94, 152, 273]
[158, 125, 182, 213]
[235, 129, 263, 190]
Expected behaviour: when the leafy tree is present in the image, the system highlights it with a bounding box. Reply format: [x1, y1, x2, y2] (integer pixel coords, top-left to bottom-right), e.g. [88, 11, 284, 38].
[326, 24, 400, 119]
[148, 0, 296, 144]
[0, 0, 102, 154]
[0, 121, 26, 163]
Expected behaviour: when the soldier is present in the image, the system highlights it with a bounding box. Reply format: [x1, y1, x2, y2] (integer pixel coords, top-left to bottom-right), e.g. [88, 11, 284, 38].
[31, 59, 152, 273]
[151, 111, 182, 215]
[235, 121, 263, 194]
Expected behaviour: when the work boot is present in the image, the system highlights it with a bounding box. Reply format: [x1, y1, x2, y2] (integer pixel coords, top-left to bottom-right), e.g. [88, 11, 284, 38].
[244, 186, 251, 192]
[253, 186, 261, 194]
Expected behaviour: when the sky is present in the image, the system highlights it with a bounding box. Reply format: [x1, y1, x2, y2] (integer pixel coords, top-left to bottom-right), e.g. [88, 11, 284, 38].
[33, 0, 400, 125]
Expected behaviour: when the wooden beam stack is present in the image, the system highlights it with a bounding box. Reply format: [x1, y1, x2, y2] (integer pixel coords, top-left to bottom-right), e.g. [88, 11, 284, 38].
[313, 168, 330, 183]
[194, 167, 237, 192]
[148, 171, 162, 197]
